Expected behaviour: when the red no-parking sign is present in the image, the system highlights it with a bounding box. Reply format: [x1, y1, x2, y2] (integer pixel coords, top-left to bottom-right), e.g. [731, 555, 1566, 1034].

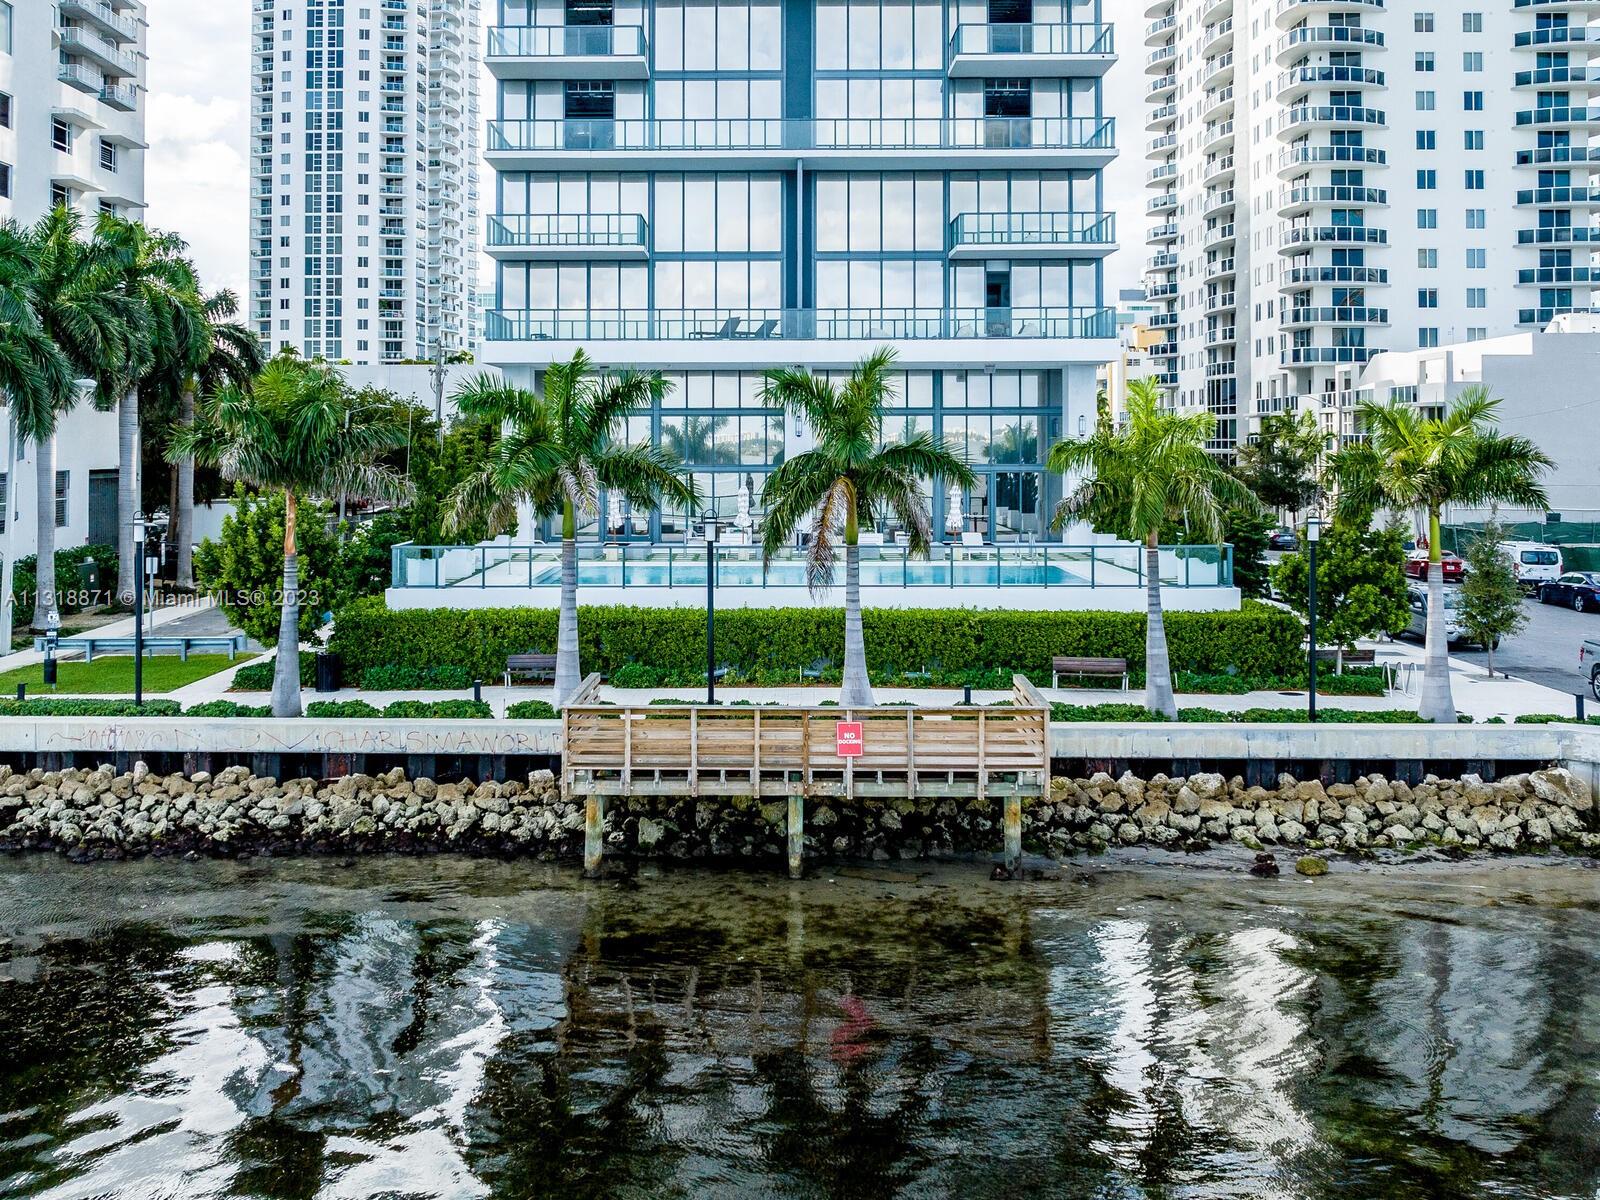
[835, 721, 864, 757]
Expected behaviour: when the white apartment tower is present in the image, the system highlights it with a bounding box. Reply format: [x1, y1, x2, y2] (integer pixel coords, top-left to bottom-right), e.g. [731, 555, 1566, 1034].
[0, 0, 148, 224]
[250, 0, 481, 365]
[1143, 0, 1584, 456]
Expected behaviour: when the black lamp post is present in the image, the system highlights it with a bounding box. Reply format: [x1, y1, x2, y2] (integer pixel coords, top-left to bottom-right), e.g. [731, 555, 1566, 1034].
[133, 511, 148, 708]
[703, 514, 719, 705]
[1306, 516, 1321, 723]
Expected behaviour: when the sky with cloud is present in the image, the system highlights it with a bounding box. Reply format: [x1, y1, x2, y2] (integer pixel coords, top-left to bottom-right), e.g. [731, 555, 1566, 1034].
[144, 2, 1147, 302]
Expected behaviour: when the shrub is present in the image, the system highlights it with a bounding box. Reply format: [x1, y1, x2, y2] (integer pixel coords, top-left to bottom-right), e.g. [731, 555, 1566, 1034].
[359, 664, 474, 691]
[382, 699, 491, 719]
[304, 699, 382, 718]
[11, 543, 119, 616]
[0, 699, 181, 717]
[185, 700, 273, 718]
[609, 662, 662, 688]
[1048, 702, 1428, 724]
[506, 699, 558, 720]
[330, 599, 1303, 682]
[230, 657, 315, 691]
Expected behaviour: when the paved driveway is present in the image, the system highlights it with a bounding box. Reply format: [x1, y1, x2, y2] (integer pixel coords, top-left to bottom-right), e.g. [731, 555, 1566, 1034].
[1447, 595, 1597, 696]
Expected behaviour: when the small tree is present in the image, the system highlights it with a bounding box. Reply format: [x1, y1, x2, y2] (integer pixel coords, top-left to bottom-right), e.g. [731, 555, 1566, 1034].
[1235, 408, 1326, 521]
[1458, 518, 1528, 677]
[1271, 515, 1412, 669]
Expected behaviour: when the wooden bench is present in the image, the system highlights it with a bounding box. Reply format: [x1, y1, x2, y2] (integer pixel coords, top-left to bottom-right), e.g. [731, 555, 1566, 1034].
[504, 653, 558, 687]
[33, 633, 247, 663]
[1313, 647, 1377, 668]
[1051, 655, 1130, 690]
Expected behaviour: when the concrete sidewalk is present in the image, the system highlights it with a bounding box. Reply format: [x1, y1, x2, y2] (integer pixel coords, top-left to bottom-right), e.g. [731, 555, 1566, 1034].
[0, 595, 222, 673]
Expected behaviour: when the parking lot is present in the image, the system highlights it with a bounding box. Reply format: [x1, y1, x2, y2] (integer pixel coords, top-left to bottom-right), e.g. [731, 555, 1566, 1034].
[1446, 594, 1597, 696]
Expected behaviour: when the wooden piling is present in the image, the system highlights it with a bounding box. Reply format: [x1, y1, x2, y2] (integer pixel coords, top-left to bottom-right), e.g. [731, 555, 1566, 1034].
[583, 792, 604, 876]
[787, 794, 804, 879]
[1003, 793, 1022, 876]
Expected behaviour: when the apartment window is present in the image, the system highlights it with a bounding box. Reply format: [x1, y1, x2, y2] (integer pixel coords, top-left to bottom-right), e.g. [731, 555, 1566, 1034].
[1417, 169, 1437, 189]
[54, 471, 68, 529]
[1415, 52, 1435, 72]
[1418, 248, 1438, 268]
[1463, 52, 1483, 71]
[1464, 91, 1484, 111]
[0, 92, 10, 128]
[1416, 130, 1436, 150]
[1467, 289, 1487, 308]
[0, 162, 9, 200]
[1465, 169, 1484, 189]
[1419, 328, 1440, 348]
[51, 119, 72, 152]
[1417, 209, 1438, 229]
[99, 142, 118, 173]
[0, 2, 11, 55]
[1462, 12, 1482, 32]
[1467, 209, 1486, 229]
[1466, 248, 1486, 268]
[1418, 289, 1439, 308]
[1415, 12, 1434, 32]
[1416, 92, 1436, 111]
[1467, 328, 1487, 341]
[1464, 130, 1484, 150]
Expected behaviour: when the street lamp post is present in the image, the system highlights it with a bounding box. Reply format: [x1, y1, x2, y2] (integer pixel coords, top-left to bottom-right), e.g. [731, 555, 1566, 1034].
[132, 511, 148, 708]
[703, 514, 719, 705]
[1306, 516, 1321, 723]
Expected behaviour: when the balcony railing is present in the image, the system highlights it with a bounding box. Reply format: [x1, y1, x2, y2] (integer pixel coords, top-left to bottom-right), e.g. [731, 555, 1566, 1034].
[485, 306, 1117, 342]
[1516, 226, 1600, 245]
[949, 211, 1115, 249]
[949, 22, 1114, 57]
[486, 117, 1115, 154]
[486, 24, 647, 58]
[487, 212, 648, 249]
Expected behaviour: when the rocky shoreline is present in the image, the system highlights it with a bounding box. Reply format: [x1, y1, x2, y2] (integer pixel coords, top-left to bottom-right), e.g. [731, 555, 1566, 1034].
[0, 762, 1596, 864]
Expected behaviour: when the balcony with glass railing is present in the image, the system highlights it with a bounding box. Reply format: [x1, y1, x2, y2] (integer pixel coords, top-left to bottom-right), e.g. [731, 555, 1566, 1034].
[948, 22, 1114, 75]
[484, 306, 1116, 343]
[1516, 226, 1600, 246]
[1280, 226, 1388, 252]
[485, 117, 1117, 164]
[1277, 64, 1385, 101]
[58, 62, 105, 94]
[59, 0, 138, 43]
[100, 82, 138, 112]
[1516, 186, 1600, 206]
[1281, 345, 1379, 367]
[948, 212, 1115, 257]
[485, 24, 649, 78]
[1276, 25, 1384, 63]
[58, 25, 138, 77]
[486, 213, 648, 258]
[1519, 306, 1600, 326]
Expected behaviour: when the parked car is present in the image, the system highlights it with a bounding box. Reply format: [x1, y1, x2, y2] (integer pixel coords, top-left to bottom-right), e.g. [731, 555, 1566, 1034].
[1581, 638, 1600, 700]
[1404, 551, 1464, 582]
[1268, 528, 1299, 552]
[1539, 572, 1600, 612]
[1397, 584, 1497, 648]
[1500, 541, 1563, 589]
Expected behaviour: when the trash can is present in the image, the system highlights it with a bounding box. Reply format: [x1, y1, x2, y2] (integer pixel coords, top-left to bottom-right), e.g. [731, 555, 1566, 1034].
[77, 559, 100, 592]
[314, 651, 341, 693]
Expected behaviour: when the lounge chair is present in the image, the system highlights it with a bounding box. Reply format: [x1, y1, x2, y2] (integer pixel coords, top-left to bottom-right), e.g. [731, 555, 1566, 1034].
[734, 318, 778, 339]
[960, 531, 984, 548]
[690, 316, 741, 339]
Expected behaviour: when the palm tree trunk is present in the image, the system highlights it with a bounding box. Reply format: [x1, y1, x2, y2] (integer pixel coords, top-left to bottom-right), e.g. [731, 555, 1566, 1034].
[271, 490, 303, 718]
[555, 498, 580, 706]
[1143, 534, 1179, 720]
[839, 508, 874, 708]
[31, 435, 57, 630]
[1419, 509, 1457, 724]
[115, 388, 138, 604]
[174, 383, 196, 589]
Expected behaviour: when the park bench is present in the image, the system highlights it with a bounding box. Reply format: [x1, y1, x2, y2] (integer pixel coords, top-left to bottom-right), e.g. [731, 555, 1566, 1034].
[1313, 647, 1377, 668]
[32, 633, 247, 663]
[1051, 655, 1130, 690]
[504, 653, 559, 687]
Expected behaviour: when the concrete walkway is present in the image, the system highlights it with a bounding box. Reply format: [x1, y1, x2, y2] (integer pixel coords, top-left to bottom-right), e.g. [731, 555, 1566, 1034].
[0, 595, 223, 672]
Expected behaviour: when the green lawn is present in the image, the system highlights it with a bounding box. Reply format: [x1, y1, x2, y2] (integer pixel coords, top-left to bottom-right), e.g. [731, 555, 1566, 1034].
[0, 653, 256, 696]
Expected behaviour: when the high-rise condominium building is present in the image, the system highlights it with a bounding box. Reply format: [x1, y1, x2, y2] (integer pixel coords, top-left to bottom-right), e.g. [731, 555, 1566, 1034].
[481, 0, 1117, 542]
[1143, 0, 1591, 456]
[251, 0, 481, 365]
[0, 0, 147, 224]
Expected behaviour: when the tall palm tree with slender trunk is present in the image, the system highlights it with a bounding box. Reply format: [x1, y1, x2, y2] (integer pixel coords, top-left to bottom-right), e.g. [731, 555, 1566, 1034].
[21, 207, 139, 629]
[1048, 378, 1259, 719]
[444, 351, 698, 705]
[171, 358, 413, 716]
[759, 348, 976, 708]
[1333, 388, 1551, 723]
[100, 216, 205, 605]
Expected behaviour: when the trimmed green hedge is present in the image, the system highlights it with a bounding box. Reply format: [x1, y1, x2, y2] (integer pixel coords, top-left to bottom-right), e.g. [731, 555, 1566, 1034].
[506, 699, 558, 720]
[330, 598, 1304, 682]
[185, 700, 272, 718]
[1050, 702, 1428, 724]
[0, 699, 181, 717]
[230, 658, 316, 691]
[359, 664, 475, 691]
[303, 698, 492, 719]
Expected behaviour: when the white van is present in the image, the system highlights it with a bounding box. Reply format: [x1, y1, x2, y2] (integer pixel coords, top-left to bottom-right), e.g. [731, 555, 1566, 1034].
[1500, 541, 1563, 588]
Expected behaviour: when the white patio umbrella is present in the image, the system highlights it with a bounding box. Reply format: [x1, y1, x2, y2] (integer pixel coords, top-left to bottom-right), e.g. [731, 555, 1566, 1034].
[734, 489, 753, 534]
[945, 484, 965, 535]
[606, 492, 624, 534]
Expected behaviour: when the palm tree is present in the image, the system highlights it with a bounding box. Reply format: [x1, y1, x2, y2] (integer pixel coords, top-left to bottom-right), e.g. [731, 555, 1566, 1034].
[1333, 388, 1552, 723]
[759, 348, 976, 708]
[1047, 378, 1259, 719]
[443, 350, 698, 705]
[100, 216, 206, 605]
[171, 358, 413, 716]
[21, 207, 139, 629]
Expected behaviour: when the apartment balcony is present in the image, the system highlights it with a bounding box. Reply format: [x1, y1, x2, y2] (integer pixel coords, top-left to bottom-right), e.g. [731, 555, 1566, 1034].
[1200, 18, 1234, 57]
[1201, 154, 1235, 186]
[1204, 361, 1237, 379]
[1280, 185, 1388, 216]
[58, 62, 105, 95]
[1513, 26, 1595, 47]
[1149, 311, 1178, 328]
[1281, 105, 1386, 135]
[1519, 307, 1600, 326]
[1281, 306, 1388, 329]
[59, 26, 137, 76]
[1144, 0, 1174, 17]
[1277, 65, 1385, 102]
[1146, 102, 1177, 132]
[1280, 225, 1387, 252]
[948, 212, 1116, 258]
[485, 117, 1117, 169]
[1281, 345, 1378, 367]
[485, 24, 650, 80]
[1148, 132, 1176, 156]
[1201, 52, 1235, 90]
[1518, 266, 1600, 285]
[1147, 161, 1177, 186]
[1202, 120, 1235, 153]
[1516, 145, 1600, 168]
[1147, 191, 1177, 214]
[1514, 65, 1600, 88]
[1517, 186, 1600, 206]
[1148, 341, 1178, 360]
[1517, 226, 1600, 246]
[1274, 0, 1385, 25]
[1148, 251, 1178, 271]
[1204, 291, 1236, 314]
[948, 23, 1115, 77]
[1148, 223, 1178, 244]
[1277, 143, 1386, 177]
[1276, 26, 1384, 64]
[1201, 86, 1235, 124]
[1146, 281, 1178, 300]
[1146, 73, 1177, 103]
[1280, 265, 1389, 289]
[59, 0, 138, 42]
[1517, 106, 1600, 129]
[1146, 43, 1177, 74]
[483, 306, 1118, 367]
[1515, 0, 1600, 7]
[1202, 188, 1236, 219]
[1204, 257, 1237, 281]
[487, 213, 648, 259]
[1203, 222, 1236, 251]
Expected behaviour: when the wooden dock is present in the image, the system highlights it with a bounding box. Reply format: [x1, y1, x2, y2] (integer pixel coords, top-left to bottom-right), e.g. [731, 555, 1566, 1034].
[561, 674, 1051, 878]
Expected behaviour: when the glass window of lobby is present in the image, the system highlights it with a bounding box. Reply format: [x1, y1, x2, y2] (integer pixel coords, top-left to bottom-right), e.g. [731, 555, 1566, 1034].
[482, 0, 1118, 543]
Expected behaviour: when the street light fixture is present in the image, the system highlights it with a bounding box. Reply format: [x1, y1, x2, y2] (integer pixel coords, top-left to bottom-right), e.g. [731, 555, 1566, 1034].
[1306, 516, 1322, 723]
[703, 514, 719, 705]
[132, 511, 148, 708]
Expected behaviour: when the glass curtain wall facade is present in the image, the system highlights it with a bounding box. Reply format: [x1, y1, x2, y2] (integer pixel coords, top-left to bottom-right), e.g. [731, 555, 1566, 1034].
[484, 0, 1118, 541]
